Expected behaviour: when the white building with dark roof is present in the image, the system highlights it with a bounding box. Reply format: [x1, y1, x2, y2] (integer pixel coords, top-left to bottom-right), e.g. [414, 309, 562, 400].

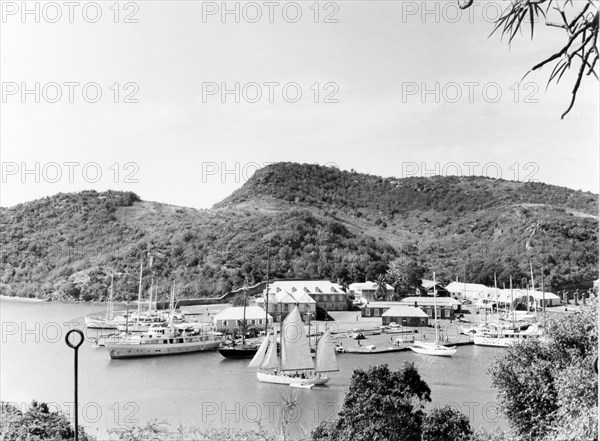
[213, 306, 272, 332]
[445, 282, 494, 300]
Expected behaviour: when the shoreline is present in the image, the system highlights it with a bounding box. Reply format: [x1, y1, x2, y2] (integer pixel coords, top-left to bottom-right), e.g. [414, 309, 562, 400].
[0, 295, 49, 303]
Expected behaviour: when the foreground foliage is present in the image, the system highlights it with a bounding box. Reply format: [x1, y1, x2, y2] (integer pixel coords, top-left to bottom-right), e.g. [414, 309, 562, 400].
[0, 401, 94, 441]
[490, 301, 598, 440]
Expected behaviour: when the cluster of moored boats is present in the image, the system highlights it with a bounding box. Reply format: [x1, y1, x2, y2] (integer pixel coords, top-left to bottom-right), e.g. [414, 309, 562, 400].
[85, 269, 545, 389]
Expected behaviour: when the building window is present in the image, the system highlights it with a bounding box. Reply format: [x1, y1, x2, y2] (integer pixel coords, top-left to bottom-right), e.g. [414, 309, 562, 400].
[338, 304, 343, 310]
[365, 309, 371, 316]
[374, 309, 380, 317]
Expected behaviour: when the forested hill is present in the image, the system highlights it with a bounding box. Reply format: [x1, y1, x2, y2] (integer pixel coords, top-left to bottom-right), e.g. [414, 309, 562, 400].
[215, 163, 597, 215]
[0, 163, 597, 301]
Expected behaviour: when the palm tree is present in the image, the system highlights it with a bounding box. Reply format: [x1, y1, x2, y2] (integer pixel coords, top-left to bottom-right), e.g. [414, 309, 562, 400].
[374, 274, 389, 301]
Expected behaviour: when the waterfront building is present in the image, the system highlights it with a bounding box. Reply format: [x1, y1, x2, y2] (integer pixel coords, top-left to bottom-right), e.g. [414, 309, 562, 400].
[213, 306, 272, 333]
[445, 281, 493, 300]
[256, 280, 347, 320]
[381, 306, 429, 326]
[349, 281, 394, 302]
[400, 296, 462, 320]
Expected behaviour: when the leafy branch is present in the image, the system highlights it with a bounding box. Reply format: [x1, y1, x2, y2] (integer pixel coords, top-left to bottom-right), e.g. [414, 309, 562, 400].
[459, 0, 599, 118]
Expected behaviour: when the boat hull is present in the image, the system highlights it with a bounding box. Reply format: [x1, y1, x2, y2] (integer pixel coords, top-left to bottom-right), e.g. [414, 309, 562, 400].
[218, 347, 259, 359]
[473, 336, 512, 347]
[256, 370, 329, 386]
[409, 346, 457, 356]
[84, 316, 118, 329]
[410, 341, 457, 357]
[106, 340, 222, 359]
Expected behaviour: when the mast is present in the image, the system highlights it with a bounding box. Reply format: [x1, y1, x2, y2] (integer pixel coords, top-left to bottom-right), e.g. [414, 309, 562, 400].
[107, 272, 114, 320]
[242, 277, 248, 347]
[265, 252, 270, 336]
[463, 266, 467, 301]
[541, 268, 546, 322]
[148, 276, 154, 312]
[510, 275, 515, 329]
[137, 261, 143, 316]
[530, 261, 537, 319]
[433, 272, 439, 344]
[494, 272, 498, 322]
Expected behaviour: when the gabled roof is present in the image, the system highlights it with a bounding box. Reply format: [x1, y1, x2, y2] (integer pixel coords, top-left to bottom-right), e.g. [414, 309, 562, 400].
[270, 290, 317, 304]
[267, 280, 343, 295]
[382, 306, 429, 318]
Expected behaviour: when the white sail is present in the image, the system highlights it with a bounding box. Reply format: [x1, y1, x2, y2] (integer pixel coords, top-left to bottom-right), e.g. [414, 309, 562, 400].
[281, 306, 314, 371]
[261, 329, 279, 370]
[248, 333, 270, 368]
[315, 328, 338, 373]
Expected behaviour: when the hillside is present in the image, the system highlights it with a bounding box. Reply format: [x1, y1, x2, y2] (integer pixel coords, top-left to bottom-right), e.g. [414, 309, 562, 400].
[0, 163, 597, 301]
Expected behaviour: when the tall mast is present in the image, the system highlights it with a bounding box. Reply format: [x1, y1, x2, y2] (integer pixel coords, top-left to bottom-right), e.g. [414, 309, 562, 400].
[148, 276, 154, 312]
[510, 275, 515, 329]
[463, 266, 466, 301]
[494, 272, 498, 322]
[541, 268, 546, 322]
[107, 272, 114, 320]
[265, 252, 270, 335]
[242, 277, 248, 347]
[433, 272, 439, 344]
[530, 261, 537, 319]
[137, 261, 143, 316]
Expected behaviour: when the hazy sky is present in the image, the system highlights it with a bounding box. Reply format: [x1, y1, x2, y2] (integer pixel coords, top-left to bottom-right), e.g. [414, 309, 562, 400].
[1, 1, 598, 209]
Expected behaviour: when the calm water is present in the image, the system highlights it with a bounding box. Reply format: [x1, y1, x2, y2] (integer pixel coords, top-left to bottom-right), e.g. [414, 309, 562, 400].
[0, 299, 506, 439]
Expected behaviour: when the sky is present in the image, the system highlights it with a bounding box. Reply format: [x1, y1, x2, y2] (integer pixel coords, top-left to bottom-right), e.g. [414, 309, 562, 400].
[1, 0, 598, 209]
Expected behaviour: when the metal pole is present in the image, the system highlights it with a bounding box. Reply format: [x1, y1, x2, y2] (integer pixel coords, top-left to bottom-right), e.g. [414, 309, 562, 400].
[65, 329, 84, 441]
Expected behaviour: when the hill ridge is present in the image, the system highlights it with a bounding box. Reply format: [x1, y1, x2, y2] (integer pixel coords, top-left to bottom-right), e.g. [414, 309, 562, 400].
[0, 163, 597, 301]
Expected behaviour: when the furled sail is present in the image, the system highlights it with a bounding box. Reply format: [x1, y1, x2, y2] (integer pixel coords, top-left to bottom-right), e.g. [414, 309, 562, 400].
[248, 333, 270, 368]
[315, 328, 339, 373]
[281, 306, 314, 371]
[261, 329, 279, 370]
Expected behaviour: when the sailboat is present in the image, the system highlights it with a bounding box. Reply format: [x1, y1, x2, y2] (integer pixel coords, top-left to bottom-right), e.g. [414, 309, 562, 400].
[248, 305, 338, 386]
[410, 272, 457, 357]
[218, 280, 260, 359]
[85, 273, 119, 329]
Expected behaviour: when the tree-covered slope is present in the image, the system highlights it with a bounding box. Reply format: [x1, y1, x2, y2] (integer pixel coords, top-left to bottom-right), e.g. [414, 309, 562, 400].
[0, 163, 597, 301]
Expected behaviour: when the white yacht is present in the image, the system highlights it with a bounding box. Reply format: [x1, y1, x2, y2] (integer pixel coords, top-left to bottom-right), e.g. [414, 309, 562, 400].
[105, 323, 224, 359]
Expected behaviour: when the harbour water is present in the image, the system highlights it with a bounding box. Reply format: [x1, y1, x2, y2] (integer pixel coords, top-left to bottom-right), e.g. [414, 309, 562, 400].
[0, 299, 506, 439]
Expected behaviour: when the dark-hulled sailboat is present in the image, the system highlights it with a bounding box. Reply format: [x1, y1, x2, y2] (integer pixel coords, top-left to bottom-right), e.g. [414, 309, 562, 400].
[218, 277, 260, 359]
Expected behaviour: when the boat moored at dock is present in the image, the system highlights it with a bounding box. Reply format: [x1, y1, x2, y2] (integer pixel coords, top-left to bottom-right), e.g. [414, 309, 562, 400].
[105, 323, 224, 359]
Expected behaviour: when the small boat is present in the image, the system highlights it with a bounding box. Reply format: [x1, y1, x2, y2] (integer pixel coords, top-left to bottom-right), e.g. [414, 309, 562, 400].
[248, 306, 338, 387]
[290, 382, 314, 389]
[410, 341, 457, 357]
[409, 272, 457, 357]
